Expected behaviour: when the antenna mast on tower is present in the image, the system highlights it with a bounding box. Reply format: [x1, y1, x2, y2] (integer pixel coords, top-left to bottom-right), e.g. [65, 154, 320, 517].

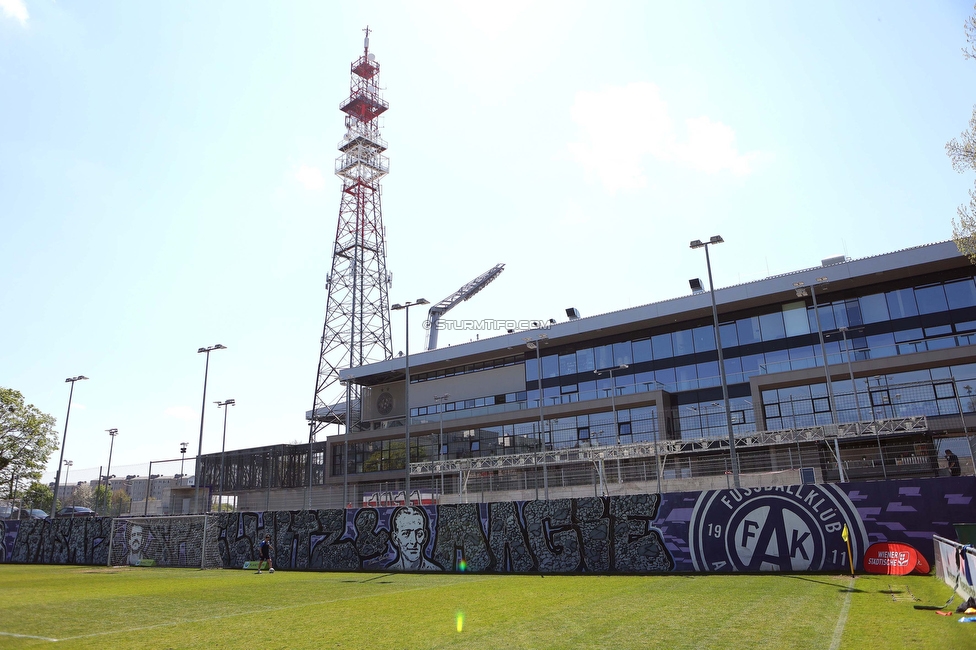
[308, 27, 393, 443]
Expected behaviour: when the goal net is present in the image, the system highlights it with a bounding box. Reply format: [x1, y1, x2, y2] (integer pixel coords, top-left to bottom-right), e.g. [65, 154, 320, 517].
[110, 515, 222, 569]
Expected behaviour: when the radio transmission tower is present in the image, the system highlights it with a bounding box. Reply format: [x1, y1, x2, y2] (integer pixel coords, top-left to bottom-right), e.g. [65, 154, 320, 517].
[308, 27, 393, 441]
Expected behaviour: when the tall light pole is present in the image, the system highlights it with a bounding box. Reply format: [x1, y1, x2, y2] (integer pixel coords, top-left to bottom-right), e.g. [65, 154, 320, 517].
[195, 344, 226, 513]
[836, 327, 863, 422]
[794, 279, 845, 482]
[690, 236, 739, 488]
[103, 429, 118, 512]
[391, 298, 429, 505]
[179, 442, 189, 485]
[434, 393, 450, 502]
[835, 326, 884, 477]
[342, 380, 351, 508]
[648, 379, 666, 496]
[62, 460, 73, 507]
[525, 334, 550, 500]
[215, 399, 236, 512]
[51, 375, 88, 520]
[595, 363, 629, 483]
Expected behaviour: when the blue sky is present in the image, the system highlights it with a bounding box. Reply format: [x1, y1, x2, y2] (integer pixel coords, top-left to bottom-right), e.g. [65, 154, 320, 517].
[2, 1, 974, 483]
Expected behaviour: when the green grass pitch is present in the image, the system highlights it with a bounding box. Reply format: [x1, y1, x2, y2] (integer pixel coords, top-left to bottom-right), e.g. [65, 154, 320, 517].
[0, 565, 971, 649]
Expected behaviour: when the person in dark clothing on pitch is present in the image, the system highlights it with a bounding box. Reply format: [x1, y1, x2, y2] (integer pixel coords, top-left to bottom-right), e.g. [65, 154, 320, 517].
[257, 534, 274, 574]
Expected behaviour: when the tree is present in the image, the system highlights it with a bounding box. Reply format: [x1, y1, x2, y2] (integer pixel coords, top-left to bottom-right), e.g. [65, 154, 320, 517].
[0, 388, 58, 501]
[71, 483, 95, 509]
[109, 488, 132, 517]
[22, 481, 54, 513]
[949, 5, 976, 262]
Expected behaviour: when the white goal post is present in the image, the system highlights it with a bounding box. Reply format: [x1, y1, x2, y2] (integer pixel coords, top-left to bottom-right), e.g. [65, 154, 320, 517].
[109, 515, 222, 569]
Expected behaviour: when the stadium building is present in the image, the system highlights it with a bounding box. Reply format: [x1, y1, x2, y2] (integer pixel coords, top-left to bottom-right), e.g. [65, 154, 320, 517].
[201, 240, 976, 510]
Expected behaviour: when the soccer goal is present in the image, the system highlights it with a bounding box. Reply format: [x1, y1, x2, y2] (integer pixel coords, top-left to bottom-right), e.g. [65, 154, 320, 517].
[109, 514, 222, 569]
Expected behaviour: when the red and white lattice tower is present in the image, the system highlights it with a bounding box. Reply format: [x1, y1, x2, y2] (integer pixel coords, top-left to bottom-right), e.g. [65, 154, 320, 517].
[308, 28, 392, 439]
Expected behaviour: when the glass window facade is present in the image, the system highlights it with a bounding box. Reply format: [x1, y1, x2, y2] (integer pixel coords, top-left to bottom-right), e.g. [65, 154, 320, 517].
[342, 271, 976, 476]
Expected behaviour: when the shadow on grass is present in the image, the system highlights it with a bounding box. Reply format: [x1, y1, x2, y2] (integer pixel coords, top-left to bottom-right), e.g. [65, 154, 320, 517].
[342, 573, 395, 584]
[781, 574, 866, 593]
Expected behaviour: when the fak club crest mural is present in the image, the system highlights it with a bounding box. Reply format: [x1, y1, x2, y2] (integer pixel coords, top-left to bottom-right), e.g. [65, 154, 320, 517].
[3, 477, 975, 574]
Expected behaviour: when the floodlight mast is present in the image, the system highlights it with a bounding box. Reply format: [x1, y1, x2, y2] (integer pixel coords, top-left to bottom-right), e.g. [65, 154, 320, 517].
[425, 263, 506, 350]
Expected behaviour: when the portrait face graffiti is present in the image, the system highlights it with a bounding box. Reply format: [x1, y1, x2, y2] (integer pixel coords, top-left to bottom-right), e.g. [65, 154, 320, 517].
[128, 524, 145, 565]
[387, 506, 440, 571]
[130, 525, 143, 553]
[393, 510, 426, 563]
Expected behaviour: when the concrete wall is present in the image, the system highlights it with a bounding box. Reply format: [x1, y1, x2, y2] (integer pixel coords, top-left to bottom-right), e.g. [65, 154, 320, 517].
[3, 476, 974, 574]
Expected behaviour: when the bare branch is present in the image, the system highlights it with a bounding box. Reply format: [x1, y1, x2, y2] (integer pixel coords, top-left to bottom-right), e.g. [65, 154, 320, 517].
[965, 3, 976, 60]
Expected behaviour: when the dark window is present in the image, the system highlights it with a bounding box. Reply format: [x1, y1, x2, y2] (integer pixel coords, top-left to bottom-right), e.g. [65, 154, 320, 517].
[673, 329, 695, 356]
[613, 341, 633, 366]
[859, 293, 889, 324]
[894, 328, 923, 343]
[559, 353, 577, 376]
[633, 338, 652, 363]
[759, 312, 786, 341]
[915, 284, 949, 315]
[886, 288, 918, 319]
[675, 364, 698, 390]
[740, 353, 765, 377]
[696, 360, 720, 387]
[719, 322, 738, 348]
[693, 325, 715, 352]
[542, 354, 559, 379]
[655, 366, 676, 388]
[866, 332, 896, 358]
[815, 302, 836, 331]
[946, 279, 976, 309]
[934, 382, 955, 399]
[651, 333, 673, 359]
[736, 316, 762, 345]
[470, 441, 480, 452]
[576, 348, 595, 373]
[763, 348, 790, 374]
[925, 324, 952, 337]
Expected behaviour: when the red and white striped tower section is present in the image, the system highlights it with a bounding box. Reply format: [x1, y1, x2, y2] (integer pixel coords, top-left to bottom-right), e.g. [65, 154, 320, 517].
[308, 28, 393, 448]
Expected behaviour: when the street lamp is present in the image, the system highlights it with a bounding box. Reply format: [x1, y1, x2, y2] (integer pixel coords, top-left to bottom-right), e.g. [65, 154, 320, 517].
[795, 279, 845, 482]
[51, 375, 88, 520]
[595, 363, 629, 484]
[690, 236, 740, 488]
[342, 380, 352, 508]
[215, 399, 236, 513]
[434, 393, 450, 502]
[103, 429, 118, 512]
[195, 344, 226, 513]
[391, 298, 429, 505]
[62, 460, 73, 507]
[525, 333, 550, 500]
[179, 441, 189, 485]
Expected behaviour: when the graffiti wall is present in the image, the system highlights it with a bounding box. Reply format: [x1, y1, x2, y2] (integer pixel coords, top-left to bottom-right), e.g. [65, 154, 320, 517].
[0, 517, 111, 565]
[3, 476, 974, 574]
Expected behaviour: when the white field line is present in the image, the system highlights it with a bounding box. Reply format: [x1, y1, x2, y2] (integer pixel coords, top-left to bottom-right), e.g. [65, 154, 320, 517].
[0, 631, 58, 642]
[828, 577, 856, 650]
[53, 575, 494, 642]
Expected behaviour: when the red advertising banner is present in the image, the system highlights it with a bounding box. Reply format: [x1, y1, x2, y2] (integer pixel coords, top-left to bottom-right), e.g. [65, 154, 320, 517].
[862, 542, 919, 575]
